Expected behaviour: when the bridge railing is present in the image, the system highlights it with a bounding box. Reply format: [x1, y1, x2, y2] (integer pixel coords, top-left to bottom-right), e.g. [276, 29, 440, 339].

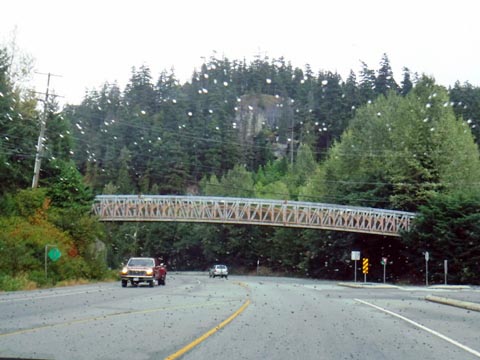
[92, 195, 415, 236]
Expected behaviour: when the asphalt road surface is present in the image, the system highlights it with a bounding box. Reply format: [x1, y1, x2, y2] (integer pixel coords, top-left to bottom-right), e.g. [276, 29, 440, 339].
[0, 274, 479, 360]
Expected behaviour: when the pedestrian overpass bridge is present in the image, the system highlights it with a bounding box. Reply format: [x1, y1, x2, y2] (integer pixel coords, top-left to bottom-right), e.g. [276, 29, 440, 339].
[92, 195, 415, 237]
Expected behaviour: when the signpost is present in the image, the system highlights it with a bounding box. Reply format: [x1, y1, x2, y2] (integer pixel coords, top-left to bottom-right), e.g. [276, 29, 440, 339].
[381, 257, 388, 283]
[351, 251, 360, 282]
[362, 258, 369, 283]
[444, 259, 448, 285]
[424, 251, 430, 286]
[45, 244, 61, 279]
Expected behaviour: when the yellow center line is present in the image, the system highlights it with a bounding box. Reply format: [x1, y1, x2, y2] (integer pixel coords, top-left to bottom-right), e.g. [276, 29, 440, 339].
[165, 282, 251, 360]
[0, 300, 240, 338]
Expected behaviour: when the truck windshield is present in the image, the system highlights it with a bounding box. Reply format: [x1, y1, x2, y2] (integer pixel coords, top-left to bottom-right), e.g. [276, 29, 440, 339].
[128, 259, 154, 267]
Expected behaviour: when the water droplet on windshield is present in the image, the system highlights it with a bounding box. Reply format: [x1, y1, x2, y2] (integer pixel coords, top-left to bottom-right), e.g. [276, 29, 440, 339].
[266, 78, 272, 84]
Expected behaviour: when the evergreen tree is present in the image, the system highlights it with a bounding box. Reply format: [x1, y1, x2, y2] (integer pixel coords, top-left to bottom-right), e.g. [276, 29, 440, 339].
[400, 67, 413, 96]
[375, 53, 398, 96]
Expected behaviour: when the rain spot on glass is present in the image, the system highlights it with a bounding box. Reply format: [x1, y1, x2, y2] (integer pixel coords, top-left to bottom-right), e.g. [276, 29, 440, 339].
[300, 79, 305, 84]
[172, 99, 177, 103]
[430, 127, 435, 132]
[204, 73, 209, 79]
[209, 109, 213, 114]
[321, 80, 328, 86]
[423, 118, 429, 122]
[467, 119, 472, 124]
[377, 112, 381, 116]
[426, 103, 431, 108]
[0, 91, 3, 97]
[266, 78, 272, 84]
[188, 112, 193, 117]
[443, 102, 449, 107]
[223, 81, 229, 87]
[248, 105, 254, 111]
[76, 123, 82, 130]
[215, 126, 220, 131]
[202, 88, 208, 94]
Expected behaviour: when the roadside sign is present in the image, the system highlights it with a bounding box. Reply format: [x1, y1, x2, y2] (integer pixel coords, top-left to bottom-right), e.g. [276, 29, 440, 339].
[424, 251, 430, 286]
[381, 257, 387, 283]
[48, 247, 61, 262]
[351, 251, 360, 282]
[362, 258, 369, 274]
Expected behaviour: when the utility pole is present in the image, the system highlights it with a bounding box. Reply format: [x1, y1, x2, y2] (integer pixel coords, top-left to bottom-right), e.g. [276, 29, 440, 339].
[32, 72, 61, 188]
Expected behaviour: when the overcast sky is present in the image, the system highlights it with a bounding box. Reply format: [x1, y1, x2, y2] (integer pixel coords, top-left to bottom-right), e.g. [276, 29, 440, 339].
[1, 0, 479, 105]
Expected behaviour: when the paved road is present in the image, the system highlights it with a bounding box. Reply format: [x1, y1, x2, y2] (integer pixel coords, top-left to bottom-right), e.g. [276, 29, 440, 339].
[0, 275, 479, 360]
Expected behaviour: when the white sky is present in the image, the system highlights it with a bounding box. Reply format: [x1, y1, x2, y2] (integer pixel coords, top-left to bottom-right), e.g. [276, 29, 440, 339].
[1, 0, 479, 105]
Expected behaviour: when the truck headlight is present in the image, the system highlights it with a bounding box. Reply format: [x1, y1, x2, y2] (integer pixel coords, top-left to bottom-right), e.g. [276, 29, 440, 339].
[146, 269, 153, 276]
[120, 267, 128, 275]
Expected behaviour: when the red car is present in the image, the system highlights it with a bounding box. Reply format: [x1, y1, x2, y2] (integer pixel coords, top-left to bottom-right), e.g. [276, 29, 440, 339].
[120, 257, 167, 287]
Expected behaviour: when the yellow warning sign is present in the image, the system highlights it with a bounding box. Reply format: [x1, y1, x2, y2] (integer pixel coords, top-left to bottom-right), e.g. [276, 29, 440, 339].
[362, 258, 369, 274]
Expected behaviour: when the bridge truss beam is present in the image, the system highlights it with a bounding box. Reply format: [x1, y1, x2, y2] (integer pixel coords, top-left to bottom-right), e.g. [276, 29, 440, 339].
[92, 195, 415, 237]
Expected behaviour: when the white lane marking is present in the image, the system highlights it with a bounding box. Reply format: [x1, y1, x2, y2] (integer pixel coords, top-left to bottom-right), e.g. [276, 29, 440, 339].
[0, 288, 113, 304]
[355, 298, 480, 358]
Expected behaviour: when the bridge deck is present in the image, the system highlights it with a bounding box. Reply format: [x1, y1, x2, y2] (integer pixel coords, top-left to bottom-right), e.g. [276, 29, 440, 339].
[92, 195, 415, 237]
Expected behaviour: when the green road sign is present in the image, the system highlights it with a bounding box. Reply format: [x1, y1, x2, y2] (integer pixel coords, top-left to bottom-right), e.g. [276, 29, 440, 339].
[48, 247, 61, 262]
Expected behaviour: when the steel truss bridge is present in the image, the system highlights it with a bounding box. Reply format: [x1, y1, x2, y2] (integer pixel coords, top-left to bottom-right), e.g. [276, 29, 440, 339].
[92, 195, 415, 237]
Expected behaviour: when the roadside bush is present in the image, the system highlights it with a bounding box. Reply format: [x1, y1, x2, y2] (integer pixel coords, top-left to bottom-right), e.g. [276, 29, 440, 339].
[0, 274, 36, 291]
